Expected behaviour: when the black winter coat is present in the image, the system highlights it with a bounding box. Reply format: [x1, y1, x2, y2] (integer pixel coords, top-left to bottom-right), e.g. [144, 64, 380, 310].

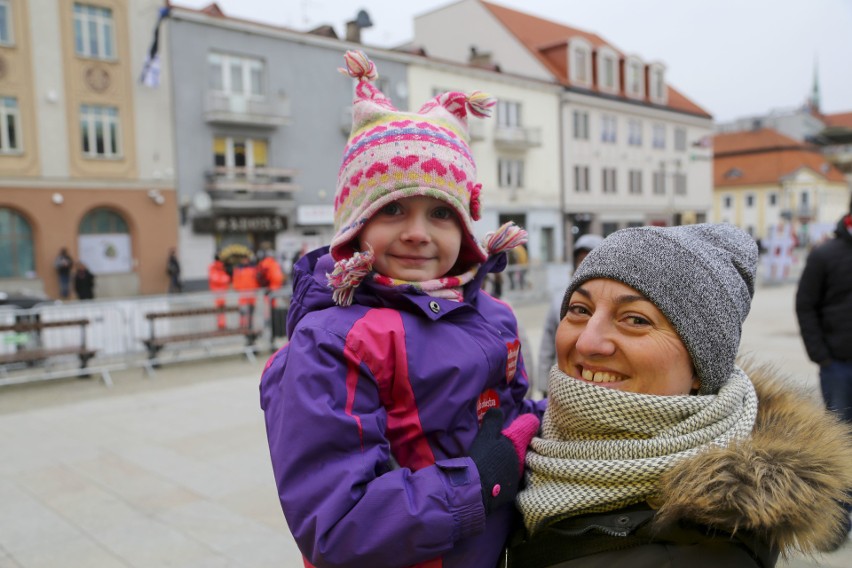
[504, 365, 852, 568]
[795, 215, 852, 363]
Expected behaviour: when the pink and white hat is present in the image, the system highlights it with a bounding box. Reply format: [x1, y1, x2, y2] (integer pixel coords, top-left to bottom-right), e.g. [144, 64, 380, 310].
[331, 51, 496, 272]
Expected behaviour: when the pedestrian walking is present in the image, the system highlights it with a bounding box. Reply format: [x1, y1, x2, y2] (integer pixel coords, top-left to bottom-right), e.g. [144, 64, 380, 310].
[166, 248, 182, 293]
[73, 261, 95, 300]
[54, 247, 73, 299]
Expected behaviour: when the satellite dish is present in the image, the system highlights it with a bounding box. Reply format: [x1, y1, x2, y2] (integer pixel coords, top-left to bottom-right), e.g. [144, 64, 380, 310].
[355, 9, 373, 29]
[192, 191, 212, 212]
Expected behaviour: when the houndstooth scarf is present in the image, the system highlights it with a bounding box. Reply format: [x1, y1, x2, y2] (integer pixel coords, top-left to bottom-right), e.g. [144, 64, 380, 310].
[517, 366, 758, 533]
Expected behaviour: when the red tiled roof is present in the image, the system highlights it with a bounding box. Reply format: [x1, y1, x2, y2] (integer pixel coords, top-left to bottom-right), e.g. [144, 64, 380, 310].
[713, 129, 804, 156]
[481, 0, 711, 118]
[714, 149, 846, 187]
[823, 111, 852, 129]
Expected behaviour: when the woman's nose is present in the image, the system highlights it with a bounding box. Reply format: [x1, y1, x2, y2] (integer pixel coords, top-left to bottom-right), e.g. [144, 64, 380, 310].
[574, 314, 616, 357]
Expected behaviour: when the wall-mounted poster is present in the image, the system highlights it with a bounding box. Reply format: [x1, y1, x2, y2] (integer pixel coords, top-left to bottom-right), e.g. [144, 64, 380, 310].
[78, 234, 132, 274]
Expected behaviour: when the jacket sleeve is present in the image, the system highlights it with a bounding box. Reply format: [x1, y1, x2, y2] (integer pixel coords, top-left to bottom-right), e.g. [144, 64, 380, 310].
[260, 323, 486, 568]
[795, 248, 831, 364]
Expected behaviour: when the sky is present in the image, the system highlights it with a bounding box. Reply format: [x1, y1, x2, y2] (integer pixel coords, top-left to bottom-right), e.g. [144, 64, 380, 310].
[173, 0, 852, 122]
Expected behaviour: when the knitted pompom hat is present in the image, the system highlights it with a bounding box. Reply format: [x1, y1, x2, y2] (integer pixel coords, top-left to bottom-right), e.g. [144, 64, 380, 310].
[561, 224, 759, 395]
[331, 50, 495, 270]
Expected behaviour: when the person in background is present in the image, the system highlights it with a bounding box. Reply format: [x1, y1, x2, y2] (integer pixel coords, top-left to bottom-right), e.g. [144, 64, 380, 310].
[260, 51, 544, 568]
[208, 252, 231, 330]
[231, 251, 258, 329]
[54, 247, 73, 300]
[795, 202, 852, 537]
[166, 247, 182, 294]
[536, 233, 604, 396]
[507, 224, 852, 567]
[73, 261, 95, 300]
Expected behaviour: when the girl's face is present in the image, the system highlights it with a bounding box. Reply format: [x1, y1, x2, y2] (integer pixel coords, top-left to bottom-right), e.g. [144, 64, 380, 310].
[556, 278, 700, 396]
[359, 196, 462, 281]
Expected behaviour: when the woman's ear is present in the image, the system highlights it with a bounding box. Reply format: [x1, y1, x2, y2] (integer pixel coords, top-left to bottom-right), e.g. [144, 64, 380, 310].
[690, 375, 701, 395]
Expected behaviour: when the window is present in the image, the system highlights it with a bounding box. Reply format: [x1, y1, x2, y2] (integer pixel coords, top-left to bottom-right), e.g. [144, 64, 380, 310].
[0, 97, 20, 153]
[723, 195, 733, 208]
[745, 194, 755, 207]
[213, 137, 268, 171]
[768, 192, 777, 206]
[625, 57, 644, 98]
[602, 222, 619, 237]
[652, 124, 666, 149]
[674, 173, 687, 196]
[600, 115, 617, 143]
[597, 49, 618, 92]
[674, 128, 687, 152]
[652, 171, 665, 195]
[80, 104, 120, 158]
[602, 168, 617, 194]
[80, 208, 129, 234]
[498, 158, 524, 189]
[573, 110, 589, 140]
[208, 53, 266, 97]
[573, 165, 589, 193]
[0, 0, 12, 45]
[649, 64, 666, 103]
[497, 100, 521, 128]
[629, 170, 642, 194]
[569, 40, 592, 86]
[628, 119, 642, 146]
[0, 208, 34, 278]
[73, 3, 115, 59]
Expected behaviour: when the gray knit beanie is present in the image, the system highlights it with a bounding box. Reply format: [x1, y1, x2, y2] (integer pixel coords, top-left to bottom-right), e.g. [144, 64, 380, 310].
[560, 223, 758, 394]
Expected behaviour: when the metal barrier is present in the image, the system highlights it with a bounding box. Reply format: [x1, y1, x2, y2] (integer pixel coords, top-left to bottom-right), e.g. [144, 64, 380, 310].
[0, 289, 290, 388]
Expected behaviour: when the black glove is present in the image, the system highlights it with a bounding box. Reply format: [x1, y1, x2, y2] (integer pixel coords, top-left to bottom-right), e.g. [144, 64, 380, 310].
[469, 408, 522, 514]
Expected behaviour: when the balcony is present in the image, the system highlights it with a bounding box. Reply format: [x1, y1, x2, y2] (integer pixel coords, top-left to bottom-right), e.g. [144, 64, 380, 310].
[205, 167, 299, 207]
[203, 93, 291, 128]
[494, 125, 542, 150]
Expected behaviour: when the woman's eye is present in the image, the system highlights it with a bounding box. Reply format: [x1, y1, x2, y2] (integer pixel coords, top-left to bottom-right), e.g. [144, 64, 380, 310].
[566, 304, 591, 316]
[625, 315, 651, 326]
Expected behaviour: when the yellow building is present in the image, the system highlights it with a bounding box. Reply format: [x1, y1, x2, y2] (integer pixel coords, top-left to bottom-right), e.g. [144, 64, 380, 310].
[0, 0, 176, 299]
[713, 128, 848, 244]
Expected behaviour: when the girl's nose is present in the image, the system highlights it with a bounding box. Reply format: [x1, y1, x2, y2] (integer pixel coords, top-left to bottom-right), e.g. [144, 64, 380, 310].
[574, 313, 616, 358]
[401, 217, 431, 243]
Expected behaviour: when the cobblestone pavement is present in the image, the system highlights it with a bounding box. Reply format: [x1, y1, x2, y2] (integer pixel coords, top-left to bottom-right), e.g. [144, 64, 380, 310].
[0, 281, 849, 567]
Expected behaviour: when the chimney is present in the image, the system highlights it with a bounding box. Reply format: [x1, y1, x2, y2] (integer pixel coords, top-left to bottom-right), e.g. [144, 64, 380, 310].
[346, 9, 373, 44]
[468, 45, 494, 68]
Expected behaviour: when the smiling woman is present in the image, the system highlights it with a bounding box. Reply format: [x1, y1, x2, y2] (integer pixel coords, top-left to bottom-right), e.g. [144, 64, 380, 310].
[509, 224, 852, 568]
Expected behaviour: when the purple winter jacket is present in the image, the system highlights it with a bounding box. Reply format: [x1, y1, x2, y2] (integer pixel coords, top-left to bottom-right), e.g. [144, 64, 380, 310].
[260, 246, 545, 568]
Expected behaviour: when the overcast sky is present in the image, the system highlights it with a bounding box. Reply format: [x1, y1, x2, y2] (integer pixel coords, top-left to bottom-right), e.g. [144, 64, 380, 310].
[173, 0, 852, 122]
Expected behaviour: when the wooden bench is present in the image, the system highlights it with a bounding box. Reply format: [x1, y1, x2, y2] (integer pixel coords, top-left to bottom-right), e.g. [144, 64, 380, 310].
[141, 306, 261, 373]
[0, 318, 102, 383]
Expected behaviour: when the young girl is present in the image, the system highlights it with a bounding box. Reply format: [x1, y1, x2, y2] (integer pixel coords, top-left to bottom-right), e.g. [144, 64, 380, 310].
[260, 51, 544, 568]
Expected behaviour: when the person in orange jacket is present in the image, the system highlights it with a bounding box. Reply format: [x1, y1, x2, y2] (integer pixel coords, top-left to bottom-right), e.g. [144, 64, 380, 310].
[208, 253, 231, 329]
[231, 252, 259, 329]
[257, 242, 286, 296]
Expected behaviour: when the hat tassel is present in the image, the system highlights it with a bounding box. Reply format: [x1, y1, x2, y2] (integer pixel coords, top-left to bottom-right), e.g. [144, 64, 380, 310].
[485, 222, 528, 256]
[338, 50, 378, 82]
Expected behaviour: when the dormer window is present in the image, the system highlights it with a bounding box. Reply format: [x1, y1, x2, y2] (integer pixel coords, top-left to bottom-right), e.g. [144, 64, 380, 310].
[625, 56, 644, 99]
[596, 47, 619, 94]
[569, 38, 593, 88]
[724, 168, 743, 180]
[648, 63, 667, 104]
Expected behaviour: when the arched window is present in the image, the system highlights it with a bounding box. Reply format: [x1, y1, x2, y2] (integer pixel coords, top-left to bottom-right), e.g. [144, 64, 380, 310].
[80, 208, 128, 234]
[0, 208, 34, 278]
[78, 208, 132, 273]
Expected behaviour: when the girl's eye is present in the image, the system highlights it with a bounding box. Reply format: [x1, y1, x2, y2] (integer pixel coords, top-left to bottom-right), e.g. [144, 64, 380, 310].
[379, 202, 402, 216]
[432, 206, 455, 220]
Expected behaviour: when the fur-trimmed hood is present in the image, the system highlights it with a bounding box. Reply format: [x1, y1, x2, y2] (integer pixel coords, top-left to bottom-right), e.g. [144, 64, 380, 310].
[656, 362, 852, 555]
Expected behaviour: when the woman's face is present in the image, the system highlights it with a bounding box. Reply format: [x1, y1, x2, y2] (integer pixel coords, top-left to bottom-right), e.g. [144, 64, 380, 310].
[556, 278, 699, 396]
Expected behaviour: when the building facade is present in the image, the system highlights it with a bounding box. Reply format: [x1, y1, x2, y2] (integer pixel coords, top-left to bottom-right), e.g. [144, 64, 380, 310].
[414, 0, 714, 256]
[0, 0, 177, 299]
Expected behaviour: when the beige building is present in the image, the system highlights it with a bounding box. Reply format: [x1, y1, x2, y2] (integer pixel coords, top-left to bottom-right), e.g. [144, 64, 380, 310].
[713, 128, 848, 243]
[0, 0, 176, 299]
